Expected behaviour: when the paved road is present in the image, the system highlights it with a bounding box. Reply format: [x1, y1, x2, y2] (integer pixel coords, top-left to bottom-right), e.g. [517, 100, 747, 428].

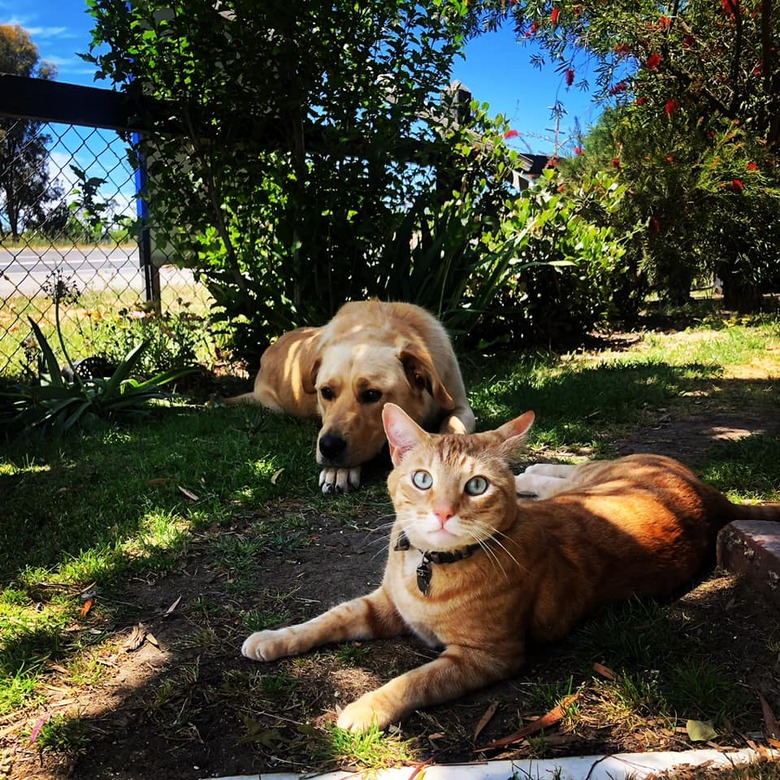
[0, 245, 141, 297]
[0, 246, 194, 298]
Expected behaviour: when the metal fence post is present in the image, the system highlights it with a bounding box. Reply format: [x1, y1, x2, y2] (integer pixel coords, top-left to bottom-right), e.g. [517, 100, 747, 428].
[133, 134, 161, 313]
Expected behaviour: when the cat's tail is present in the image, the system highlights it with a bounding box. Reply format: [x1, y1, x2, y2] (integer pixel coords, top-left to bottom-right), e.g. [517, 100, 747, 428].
[729, 502, 780, 523]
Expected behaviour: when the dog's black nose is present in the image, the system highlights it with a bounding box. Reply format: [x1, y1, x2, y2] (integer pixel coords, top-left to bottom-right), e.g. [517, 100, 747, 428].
[319, 433, 347, 461]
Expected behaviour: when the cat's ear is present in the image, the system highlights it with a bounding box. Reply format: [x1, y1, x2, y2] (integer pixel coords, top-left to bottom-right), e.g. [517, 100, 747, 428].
[382, 403, 427, 467]
[495, 411, 535, 458]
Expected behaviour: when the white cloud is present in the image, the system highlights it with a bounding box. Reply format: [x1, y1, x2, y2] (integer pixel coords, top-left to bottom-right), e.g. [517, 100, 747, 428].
[27, 26, 77, 39]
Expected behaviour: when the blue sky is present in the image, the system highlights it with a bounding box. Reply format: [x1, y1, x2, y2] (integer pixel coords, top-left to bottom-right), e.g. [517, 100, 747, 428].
[6, 2, 602, 156]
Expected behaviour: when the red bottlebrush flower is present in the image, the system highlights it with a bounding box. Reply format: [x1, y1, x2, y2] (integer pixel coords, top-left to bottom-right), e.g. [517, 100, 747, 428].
[550, 7, 560, 24]
[614, 43, 632, 55]
[747, 162, 759, 171]
[635, 96, 648, 106]
[609, 81, 628, 95]
[730, 179, 745, 192]
[504, 129, 519, 139]
[683, 34, 696, 48]
[665, 98, 678, 116]
[526, 20, 539, 37]
[658, 15, 671, 29]
[666, 154, 674, 163]
[752, 63, 763, 77]
[574, 146, 584, 156]
[721, 0, 738, 18]
[648, 217, 661, 234]
[565, 69, 575, 87]
[646, 52, 662, 70]
[547, 157, 560, 168]
[611, 157, 621, 168]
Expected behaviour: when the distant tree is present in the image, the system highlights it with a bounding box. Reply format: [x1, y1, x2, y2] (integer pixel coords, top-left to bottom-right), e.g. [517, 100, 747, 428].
[0, 25, 60, 241]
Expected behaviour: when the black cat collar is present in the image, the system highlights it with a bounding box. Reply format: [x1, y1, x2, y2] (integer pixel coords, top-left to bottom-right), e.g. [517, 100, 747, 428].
[394, 530, 482, 595]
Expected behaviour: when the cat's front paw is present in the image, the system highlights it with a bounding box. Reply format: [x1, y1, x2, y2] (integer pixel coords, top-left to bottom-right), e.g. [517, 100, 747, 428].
[242, 629, 295, 662]
[336, 692, 396, 732]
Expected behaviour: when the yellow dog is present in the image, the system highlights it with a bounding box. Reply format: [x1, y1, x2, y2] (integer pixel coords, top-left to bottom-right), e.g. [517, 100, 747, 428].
[226, 300, 475, 492]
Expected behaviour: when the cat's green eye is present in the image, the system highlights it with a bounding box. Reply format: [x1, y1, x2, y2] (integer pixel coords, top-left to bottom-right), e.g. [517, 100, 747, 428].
[464, 476, 489, 496]
[412, 470, 433, 490]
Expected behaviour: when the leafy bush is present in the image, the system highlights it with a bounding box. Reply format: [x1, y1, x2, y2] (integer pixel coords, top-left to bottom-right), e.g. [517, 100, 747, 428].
[463, 168, 634, 347]
[87, 304, 214, 378]
[85, 1, 541, 358]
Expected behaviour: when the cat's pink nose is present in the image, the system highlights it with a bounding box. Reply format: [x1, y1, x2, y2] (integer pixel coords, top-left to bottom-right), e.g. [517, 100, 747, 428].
[434, 508, 454, 527]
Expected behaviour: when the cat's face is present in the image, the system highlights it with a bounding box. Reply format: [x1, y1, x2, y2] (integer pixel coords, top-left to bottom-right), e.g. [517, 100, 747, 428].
[383, 404, 535, 552]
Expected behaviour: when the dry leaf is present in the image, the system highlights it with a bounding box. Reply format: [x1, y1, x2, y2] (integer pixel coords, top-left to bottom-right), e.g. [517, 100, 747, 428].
[473, 701, 499, 742]
[79, 598, 94, 618]
[478, 693, 579, 751]
[592, 662, 619, 680]
[164, 595, 182, 616]
[145, 632, 159, 648]
[271, 468, 285, 485]
[760, 694, 780, 740]
[177, 485, 200, 501]
[27, 715, 51, 746]
[124, 623, 147, 652]
[146, 477, 169, 487]
[686, 719, 717, 742]
[407, 762, 432, 780]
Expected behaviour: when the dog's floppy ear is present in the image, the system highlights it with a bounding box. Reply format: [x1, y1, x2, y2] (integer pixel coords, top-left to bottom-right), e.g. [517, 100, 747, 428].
[302, 356, 320, 395]
[399, 346, 455, 410]
[288, 330, 322, 396]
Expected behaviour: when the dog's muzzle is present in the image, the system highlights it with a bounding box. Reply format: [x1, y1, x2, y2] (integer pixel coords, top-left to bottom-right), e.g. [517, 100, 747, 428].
[318, 432, 348, 464]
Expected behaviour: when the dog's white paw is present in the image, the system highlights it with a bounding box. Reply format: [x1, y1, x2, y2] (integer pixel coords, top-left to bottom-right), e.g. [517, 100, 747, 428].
[319, 467, 361, 494]
[514, 473, 540, 499]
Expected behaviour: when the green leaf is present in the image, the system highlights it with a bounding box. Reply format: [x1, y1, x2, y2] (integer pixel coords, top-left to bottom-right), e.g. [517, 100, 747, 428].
[685, 719, 717, 742]
[102, 341, 150, 399]
[27, 318, 63, 387]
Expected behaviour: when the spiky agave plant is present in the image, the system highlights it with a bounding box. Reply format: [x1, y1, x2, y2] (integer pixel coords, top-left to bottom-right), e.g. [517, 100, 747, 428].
[0, 315, 195, 436]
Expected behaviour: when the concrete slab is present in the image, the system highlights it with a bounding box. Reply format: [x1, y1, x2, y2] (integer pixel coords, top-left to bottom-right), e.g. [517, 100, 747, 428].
[718, 520, 780, 608]
[205, 748, 776, 780]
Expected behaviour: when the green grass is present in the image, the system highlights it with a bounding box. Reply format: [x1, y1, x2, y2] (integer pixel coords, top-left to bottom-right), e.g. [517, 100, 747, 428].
[0, 313, 779, 772]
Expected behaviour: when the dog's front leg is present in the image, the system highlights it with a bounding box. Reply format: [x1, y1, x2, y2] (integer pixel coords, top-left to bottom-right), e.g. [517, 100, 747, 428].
[319, 466, 362, 494]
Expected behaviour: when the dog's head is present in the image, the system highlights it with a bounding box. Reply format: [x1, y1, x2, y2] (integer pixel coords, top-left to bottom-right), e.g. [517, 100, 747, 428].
[305, 341, 454, 468]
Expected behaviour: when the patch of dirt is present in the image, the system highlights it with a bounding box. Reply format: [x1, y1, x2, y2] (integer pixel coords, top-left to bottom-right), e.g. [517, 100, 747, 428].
[4, 396, 780, 780]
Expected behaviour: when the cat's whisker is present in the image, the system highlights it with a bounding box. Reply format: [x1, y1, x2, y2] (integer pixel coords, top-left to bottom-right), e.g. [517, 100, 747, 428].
[489, 530, 530, 575]
[469, 521, 528, 577]
[462, 525, 511, 581]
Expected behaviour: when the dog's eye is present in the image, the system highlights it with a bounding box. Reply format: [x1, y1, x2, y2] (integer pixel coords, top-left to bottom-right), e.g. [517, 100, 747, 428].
[464, 476, 489, 496]
[321, 387, 335, 401]
[412, 470, 433, 490]
[361, 389, 382, 404]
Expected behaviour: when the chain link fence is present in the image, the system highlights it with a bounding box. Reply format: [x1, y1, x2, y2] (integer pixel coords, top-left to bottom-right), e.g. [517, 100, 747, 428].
[0, 116, 213, 379]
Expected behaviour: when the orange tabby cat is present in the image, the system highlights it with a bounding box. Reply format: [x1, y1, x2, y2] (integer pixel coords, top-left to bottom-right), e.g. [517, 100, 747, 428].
[242, 403, 780, 732]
